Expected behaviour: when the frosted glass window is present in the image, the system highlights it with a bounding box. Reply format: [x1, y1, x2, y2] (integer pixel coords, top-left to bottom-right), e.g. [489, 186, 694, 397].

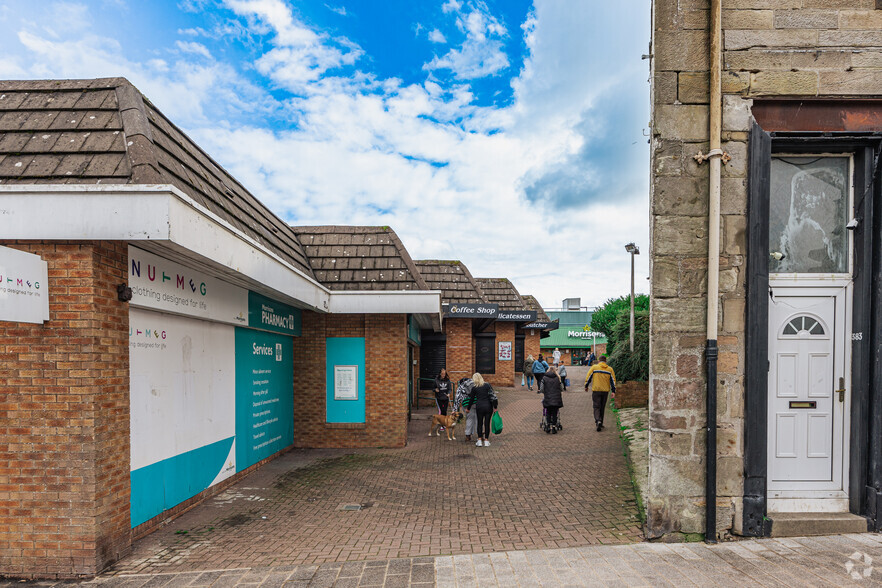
[769, 156, 849, 273]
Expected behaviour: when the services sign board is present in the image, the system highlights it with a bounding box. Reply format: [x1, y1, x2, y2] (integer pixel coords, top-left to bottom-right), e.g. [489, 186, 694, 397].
[443, 302, 498, 318]
[0, 245, 49, 324]
[496, 310, 537, 322]
[524, 319, 558, 330]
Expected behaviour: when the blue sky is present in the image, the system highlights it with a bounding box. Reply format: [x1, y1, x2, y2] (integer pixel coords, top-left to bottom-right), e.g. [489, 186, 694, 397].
[0, 0, 651, 308]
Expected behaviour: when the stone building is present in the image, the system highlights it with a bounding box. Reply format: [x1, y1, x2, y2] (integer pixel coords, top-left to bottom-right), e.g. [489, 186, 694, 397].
[649, 0, 882, 540]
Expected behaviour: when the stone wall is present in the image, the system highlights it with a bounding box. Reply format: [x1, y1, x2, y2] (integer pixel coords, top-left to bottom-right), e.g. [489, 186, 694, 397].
[649, 0, 882, 540]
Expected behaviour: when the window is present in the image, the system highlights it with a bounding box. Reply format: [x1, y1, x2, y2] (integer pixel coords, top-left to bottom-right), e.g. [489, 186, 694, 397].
[769, 156, 850, 274]
[781, 315, 826, 337]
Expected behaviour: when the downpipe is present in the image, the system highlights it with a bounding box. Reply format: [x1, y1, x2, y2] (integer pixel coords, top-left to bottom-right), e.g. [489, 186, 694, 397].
[705, 0, 723, 545]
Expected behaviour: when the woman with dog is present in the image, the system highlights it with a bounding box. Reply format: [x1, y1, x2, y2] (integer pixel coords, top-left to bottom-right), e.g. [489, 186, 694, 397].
[465, 373, 497, 447]
[434, 369, 452, 417]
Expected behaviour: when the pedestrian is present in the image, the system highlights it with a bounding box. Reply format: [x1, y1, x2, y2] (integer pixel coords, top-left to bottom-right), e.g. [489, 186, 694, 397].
[454, 376, 476, 441]
[434, 368, 451, 418]
[585, 355, 616, 431]
[552, 347, 561, 367]
[523, 355, 535, 390]
[465, 373, 498, 447]
[539, 366, 563, 432]
[558, 361, 568, 391]
[586, 347, 596, 366]
[532, 355, 548, 393]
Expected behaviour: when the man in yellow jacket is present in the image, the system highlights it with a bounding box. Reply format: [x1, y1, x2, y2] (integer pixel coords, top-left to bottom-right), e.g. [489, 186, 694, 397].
[585, 356, 616, 431]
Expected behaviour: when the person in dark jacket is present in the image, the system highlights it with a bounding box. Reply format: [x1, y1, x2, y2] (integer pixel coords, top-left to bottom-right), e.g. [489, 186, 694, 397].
[434, 369, 452, 417]
[539, 366, 563, 433]
[465, 373, 497, 447]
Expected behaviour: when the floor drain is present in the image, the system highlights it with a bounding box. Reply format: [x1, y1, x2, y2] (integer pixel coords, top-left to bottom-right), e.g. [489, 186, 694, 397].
[339, 504, 362, 511]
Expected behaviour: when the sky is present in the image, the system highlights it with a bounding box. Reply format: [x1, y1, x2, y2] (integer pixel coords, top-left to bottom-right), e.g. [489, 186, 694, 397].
[0, 0, 651, 309]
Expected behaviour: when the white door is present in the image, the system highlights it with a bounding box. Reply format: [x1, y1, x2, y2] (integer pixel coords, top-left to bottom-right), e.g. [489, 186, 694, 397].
[767, 289, 848, 508]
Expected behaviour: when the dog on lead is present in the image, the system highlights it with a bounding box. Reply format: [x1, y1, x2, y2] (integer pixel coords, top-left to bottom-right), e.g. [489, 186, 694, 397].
[429, 411, 464, 440]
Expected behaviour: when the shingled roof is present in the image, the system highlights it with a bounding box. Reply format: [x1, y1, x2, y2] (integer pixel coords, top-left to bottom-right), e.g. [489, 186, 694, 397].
[0, 78, 313, 277]
[521, 295, 551, 322]
[474, 278, 527, 311]
[413, 260, 487, 304]
[292, 226, 430, 291]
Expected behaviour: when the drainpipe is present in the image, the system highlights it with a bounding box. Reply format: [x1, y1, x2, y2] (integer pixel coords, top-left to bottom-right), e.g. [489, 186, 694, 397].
[704, 0, 723, 545]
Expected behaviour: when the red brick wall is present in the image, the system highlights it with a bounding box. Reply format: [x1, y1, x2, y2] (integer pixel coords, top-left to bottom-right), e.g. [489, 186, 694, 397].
[293, 312, 408, 448]
[524, 330, 541, 366]
[445, 318, 473, 382]
[485, 322, 515, 387]
[0, 241, 130, 579]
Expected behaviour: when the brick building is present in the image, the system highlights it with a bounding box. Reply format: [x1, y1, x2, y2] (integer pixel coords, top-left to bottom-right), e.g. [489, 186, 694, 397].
[291, 225, 438, 444]
[0, 78, 440, 578]
[474, 278, 544, 387]
[413, 260, 490, 385]
[649, 0, 882, 541]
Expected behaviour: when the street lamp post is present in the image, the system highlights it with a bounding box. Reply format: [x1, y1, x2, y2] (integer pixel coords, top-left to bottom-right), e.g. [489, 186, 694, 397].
[624, 243, 640, 352]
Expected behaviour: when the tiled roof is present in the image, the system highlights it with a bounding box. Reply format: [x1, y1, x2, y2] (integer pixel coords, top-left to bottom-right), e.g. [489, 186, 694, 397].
[292, 226, 429, 291]
[521, 295, 551, 323]
[474, 278, 527, 311]
[0, 78, 313, 277]
[413, 260, 487, 304]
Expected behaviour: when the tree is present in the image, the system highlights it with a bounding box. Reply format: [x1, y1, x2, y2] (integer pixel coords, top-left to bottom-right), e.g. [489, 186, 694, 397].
[590, 294, 649, 381]
[590, 294, 649, 350]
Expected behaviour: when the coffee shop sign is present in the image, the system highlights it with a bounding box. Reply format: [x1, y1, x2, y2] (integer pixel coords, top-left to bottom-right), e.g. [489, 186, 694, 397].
[568, 330, 603, 338]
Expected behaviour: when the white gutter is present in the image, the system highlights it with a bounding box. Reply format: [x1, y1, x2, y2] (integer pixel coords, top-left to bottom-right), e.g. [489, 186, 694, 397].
[0, 185, 444, 316]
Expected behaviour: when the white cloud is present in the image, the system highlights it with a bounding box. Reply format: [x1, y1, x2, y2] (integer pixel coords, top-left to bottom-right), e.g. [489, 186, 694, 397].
[428, 29, 446, 44]
[175, 40, 212, 59]
[225, 0, 363, 92]
[424, 1, 509, 80]
[2, 0, 650, 308]
[325, 4, 347, 16]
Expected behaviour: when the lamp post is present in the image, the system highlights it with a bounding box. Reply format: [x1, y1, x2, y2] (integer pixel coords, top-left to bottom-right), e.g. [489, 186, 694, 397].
[624, 243, 640, 352]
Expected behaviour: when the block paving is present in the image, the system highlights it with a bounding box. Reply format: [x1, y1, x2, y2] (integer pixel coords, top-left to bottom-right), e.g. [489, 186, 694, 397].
[5, 534, 882, 587]
[107, 379, 642, 575]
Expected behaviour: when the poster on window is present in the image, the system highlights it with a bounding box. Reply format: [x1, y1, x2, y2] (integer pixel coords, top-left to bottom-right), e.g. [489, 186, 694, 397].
[498, 341, 512, 361]
[334, 365, 359, 400]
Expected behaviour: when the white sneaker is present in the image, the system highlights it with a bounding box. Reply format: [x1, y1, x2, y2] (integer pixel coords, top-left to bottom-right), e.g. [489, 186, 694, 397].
[476, 439, 483, 447]
[483, 440, 490, 446]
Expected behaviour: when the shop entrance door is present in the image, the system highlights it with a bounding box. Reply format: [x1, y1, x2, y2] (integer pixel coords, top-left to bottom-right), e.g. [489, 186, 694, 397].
[475, 333, 496, 374]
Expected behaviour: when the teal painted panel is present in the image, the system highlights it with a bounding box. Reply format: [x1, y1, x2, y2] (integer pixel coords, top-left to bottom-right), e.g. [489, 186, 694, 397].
[248, 291, 301, 336]
[235, 328, 294, 471]
[407, 314, 421, 345]
[325, 337, 366, 423]
[130, 436, 234, 528]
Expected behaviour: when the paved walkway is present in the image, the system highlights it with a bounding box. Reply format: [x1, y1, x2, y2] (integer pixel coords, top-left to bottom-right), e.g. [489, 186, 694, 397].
[5, 533, 882, 587]
[107, 383, 641, 575]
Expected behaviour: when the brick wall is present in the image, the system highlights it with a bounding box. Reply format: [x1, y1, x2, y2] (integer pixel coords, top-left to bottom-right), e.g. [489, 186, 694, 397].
[485, 322, 515, 387]
[649, 0, 882, 540]
[524, 330, 541, 365]
[0, 241, 130, 578]
[293, 312, 409, 448]
[445, 318, 474, 382]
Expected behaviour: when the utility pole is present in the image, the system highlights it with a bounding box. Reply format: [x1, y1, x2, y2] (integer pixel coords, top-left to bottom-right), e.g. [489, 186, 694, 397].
[624, 243, 640, 352]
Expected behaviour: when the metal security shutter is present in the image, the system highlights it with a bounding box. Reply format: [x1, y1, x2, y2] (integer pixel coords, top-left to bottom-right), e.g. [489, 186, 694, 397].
[420, 333, 446, 389]
[515, 335, 525, 372]
[475, 333, 496, 374]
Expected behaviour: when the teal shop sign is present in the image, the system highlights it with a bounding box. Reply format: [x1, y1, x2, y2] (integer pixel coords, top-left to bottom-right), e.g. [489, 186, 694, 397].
[248, 291, 301, 336]
[234, 327, 294, 470]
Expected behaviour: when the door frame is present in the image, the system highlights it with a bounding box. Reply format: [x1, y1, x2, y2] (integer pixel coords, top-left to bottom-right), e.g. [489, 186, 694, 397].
[742, 122, 882, 535]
